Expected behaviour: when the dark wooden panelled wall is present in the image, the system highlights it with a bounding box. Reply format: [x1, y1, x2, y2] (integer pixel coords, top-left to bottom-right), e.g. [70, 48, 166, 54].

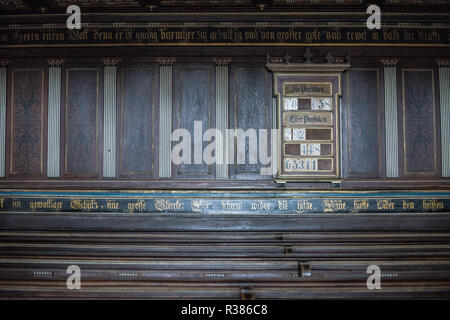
[0, 2, 450, 299]
[2, 56, 448, 186]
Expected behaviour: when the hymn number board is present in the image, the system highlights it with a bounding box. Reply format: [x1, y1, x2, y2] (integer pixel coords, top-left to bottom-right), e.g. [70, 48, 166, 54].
[277, 76, 342, 179]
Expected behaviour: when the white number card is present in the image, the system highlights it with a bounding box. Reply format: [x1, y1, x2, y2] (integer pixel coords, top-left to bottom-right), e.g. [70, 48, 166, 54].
[284, 98, 298, 110]
[284, 128, 292, 140]
[284, 158, 319, 172]
[292, 128, 306, 140]
[311, 98, 332, 110]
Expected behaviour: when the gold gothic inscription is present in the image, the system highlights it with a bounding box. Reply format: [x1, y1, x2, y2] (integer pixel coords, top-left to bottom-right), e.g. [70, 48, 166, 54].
[284, 83, 332, 97]
[283, 111, 333, 127]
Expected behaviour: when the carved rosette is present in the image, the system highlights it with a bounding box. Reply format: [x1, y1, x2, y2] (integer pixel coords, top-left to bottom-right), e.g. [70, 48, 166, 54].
[48, 59, 65, 67]
[380, 58, 399, 67]
[0, 60, 9, 67]
[213, 57, 233, 66]
[436, 58, 450, 67]
[267, 56, 284, 64]
[332, 56, 348, 64]
[102, 58, 122, 66]
[156, 57, 176, 66]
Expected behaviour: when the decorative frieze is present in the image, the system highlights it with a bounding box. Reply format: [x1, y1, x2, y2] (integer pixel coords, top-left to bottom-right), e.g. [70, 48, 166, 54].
[0, 190, 449, 215]
[1, 23, 449, 47]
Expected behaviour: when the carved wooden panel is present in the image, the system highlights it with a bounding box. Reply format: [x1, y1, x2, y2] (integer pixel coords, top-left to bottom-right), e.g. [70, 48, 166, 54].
[9, 69, 45, 177]
[64, 69, 100, 177]
[346, 69, 382, 178]
[119, 67, 156, 178]
[229, 66, 271, 179]
[172, 63, 215, 179]
[401, 69, 437, 176]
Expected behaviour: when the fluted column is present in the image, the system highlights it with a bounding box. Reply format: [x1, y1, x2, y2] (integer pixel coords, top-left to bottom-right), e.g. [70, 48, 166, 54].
[47, 59, 64, 178]
[214, 57, 232, 179]
[272, 97, 279, 178]
[381, 58, 399, 178]
[157, 57, 176, 178]
[102, 58, 121, 178]
[437, 58, 450, 178]
[0, 60, 8, 178]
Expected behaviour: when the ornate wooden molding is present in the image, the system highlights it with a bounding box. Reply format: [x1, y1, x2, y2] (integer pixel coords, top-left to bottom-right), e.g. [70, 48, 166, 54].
[213, 57, 233, 66]
[267, 48, 350, 65]
[380, 57, 399, 67]
[102, 57, 122, 66]
[156, 57, 176, 66]
[138, 0, 160, 11]
[436, 58, 450, 67]
[0, 60, 9, 67]
[48, 58, 65, 67]
[266, 48, 350, 72]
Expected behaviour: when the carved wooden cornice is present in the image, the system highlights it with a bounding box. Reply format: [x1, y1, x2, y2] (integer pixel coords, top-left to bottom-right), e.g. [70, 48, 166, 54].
[380, 57, 399, 67]
[102, 57, 122, 66]
[213, 57, 233, 66]
[48, 58, 65, 67]
[156, 57, 176, 66]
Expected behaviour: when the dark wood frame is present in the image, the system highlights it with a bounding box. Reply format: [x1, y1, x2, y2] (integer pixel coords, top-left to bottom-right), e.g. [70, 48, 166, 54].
[397, 59, 442, 180]
[116, 59, 160, 180]
[5, 62, 48, 179]
[60, 60, 104, 180]
[229, 62, 273, 180]
[172, 62, 216, 180]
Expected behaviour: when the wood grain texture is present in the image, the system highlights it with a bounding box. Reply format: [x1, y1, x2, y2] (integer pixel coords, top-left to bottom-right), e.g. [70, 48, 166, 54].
[230, 66, 271, 179]
[172, 63, 215, 179]
[64, 69, 99, 176]
[347, 69, 381, 177]
[402, 70, 437, 176]
[120, 68, 155, 177]
[0, 226, 449, 299]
